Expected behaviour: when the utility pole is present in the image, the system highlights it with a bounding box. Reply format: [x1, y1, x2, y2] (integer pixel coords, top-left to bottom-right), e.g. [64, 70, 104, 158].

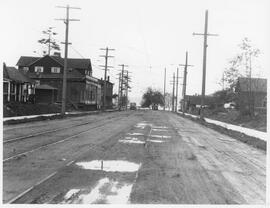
[175, 67, 179, 112]
[126, 71, 129, 110]
[171, 73, 175, 112]
[100, 47, 115, 111]
[56, 5, 80, 116]
[179, 51, 194, 114]
[119, 64, 128, 110]
[193, 10, 218, 119]
[117, 72, 121, 110]
[163, 68, 166, 111]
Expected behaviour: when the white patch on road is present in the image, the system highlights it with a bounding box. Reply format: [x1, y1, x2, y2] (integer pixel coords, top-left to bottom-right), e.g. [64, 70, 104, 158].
[150, 135, 171, 139]
[61, 178, 133, 204]
[119, 137, 145, 144]
[62, 189, 81, 202]
[151, 126, 168, 129]
[148, 139, 165, 143]
[76, 160, 141, 172]
[127, 133, 144, 136]
[152, 129, 168, 132]
[135, 122, 152, 129]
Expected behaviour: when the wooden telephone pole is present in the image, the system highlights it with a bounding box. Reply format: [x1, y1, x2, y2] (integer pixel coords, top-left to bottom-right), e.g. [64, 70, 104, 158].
[193, 10, 218, 119]
[56, 5, 80, 116]
[100, 47, 114, 111]
[179, 51, 194, 114]
[171, 73, 175, 112]
[163, 68, 166, 111]
[118, 64, 128, 110]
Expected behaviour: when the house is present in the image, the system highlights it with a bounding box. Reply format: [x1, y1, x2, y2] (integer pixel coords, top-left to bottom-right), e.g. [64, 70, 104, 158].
[99, 76, 114, 109]
[235, 77, 267, 112]
[17, 55, 102, 109]
[3, 63, 35, 103]
[183, 95, 221, 112]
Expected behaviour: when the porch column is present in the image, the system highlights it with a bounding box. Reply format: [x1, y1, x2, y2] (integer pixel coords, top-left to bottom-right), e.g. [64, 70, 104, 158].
[14, 83, 17, 101]
[7, 82, 11, 102]
[18, 84, 22, 102]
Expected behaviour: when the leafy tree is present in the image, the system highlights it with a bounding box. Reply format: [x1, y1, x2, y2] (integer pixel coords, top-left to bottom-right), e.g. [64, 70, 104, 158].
[38, 27, 60, 56]
[140, 87, 164, 107]
[222, 38, 260, 89]
[164, 92, 172, 110]
[222, 38, 261, 116]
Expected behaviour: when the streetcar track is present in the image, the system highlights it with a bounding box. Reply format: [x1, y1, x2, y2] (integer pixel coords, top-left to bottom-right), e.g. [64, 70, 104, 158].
[3, 118, 118, 162]
[4, 120, 94, 144]
[3, 114, 121, 144]
[7, 116, 140, 204]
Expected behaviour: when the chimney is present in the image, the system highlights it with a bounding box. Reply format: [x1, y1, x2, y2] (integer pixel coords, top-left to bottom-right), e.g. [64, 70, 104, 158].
[107, 76, 110, 82]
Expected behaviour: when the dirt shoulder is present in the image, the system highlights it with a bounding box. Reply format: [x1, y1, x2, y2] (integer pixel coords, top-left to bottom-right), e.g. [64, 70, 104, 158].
[177, 113, 266, 151]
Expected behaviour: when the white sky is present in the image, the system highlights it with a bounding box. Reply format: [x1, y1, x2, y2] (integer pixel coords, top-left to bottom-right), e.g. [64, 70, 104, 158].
[1, 0, 269, 104]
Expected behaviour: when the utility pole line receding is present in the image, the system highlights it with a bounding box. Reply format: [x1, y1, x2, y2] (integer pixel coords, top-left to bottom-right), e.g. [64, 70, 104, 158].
[179, 51, 194, 114]
[163, 68, 166, 111]
[56, 5, 81, 116]
[171, 73, 175, 112]
[100, 47, 115, 111]
[193, 10, 218, 119]
[119, 64, 128, 110]
[117, 72, 121, 110]
[175, 67, 179, 112]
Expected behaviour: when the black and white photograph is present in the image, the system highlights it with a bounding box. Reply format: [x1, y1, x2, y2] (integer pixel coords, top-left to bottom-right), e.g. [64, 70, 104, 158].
[1, 0, 269, 206]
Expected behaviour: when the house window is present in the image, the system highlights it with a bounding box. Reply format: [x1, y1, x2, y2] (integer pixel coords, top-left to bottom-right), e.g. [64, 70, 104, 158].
[3, 82, 9, 93]
[51, 67, 60, 73]
[23, 67, 29, 72]
[34, 66, 44, 73]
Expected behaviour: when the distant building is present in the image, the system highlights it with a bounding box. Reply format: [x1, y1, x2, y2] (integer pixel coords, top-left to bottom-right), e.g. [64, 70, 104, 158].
[17, 55, 102, 109]
[3, 63, 35, 103]
[235, 77, 267, 112]
[182, 95, 221, 112]
[99, 76, 114, 109]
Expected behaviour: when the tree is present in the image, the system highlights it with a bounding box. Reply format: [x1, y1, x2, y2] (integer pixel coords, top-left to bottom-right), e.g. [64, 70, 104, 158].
[140, 87, 164, 107]
[38, 27, 60, 56]
[164, 92, 172, 110]
[222, 38, 260, 90]
[222, 38, 261, 116]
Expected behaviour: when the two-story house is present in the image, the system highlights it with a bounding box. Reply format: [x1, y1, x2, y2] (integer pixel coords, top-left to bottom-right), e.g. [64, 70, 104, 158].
[17, 55, 101, 109]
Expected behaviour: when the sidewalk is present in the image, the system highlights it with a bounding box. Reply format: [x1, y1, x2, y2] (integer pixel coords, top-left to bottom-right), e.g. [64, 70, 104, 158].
[177, 112, 267, 142]
[3, 109, 117, 123]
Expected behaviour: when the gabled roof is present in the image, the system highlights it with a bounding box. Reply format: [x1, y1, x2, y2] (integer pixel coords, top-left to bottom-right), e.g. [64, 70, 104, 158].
[16, 56, 40, 66]
[3, 65, 33, 83]
[237, 77, 267, 92]
[16, 55, 92, 69]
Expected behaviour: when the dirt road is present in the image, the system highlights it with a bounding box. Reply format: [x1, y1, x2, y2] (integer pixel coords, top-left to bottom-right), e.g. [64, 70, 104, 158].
[3, 110, 266, 204]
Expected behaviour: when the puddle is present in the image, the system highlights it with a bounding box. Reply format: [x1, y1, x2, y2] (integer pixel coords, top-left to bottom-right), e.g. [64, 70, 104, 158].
[148, 139, 165, 143]
[76, 160, 141, 172]
[61, 177, 133, 204]
[119, 137, 145, 144]
[150, 135, 171, 139]
[127, 133, 144, 136]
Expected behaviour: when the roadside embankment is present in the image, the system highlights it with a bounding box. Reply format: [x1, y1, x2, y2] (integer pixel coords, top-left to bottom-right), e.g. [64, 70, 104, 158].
[177, 112, 267, 151]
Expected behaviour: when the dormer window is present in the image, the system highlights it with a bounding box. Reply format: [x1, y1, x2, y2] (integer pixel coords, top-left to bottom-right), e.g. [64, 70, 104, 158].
[51, 67, 60, 73]
[35, 66, 44, 73]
